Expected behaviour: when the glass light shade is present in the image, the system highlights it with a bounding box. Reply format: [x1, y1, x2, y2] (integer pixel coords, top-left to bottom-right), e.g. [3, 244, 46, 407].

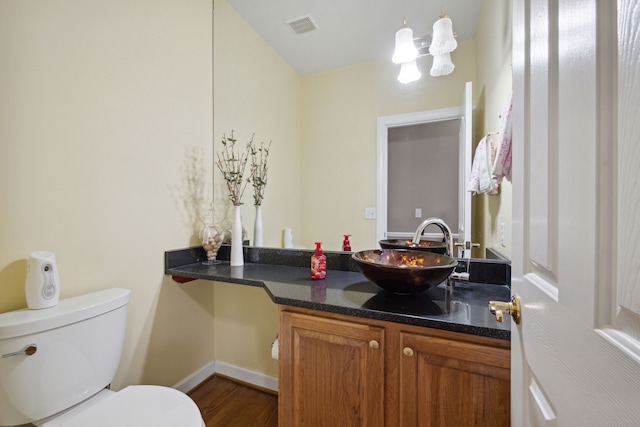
[392, 26, 418, 64]
[429, 17, 457, 56]
[430, 52, 455, 77]
[398, 59, 421, 84]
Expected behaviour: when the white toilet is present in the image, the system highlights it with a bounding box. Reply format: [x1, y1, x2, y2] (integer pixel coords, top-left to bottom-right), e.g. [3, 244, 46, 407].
[0, 288, 205, 427]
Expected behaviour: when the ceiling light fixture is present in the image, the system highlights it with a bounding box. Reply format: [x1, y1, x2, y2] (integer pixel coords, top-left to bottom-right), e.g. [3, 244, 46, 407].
[430, 51, 455, 76]
[392, 11, 458, 83]
[398, 59, 421, 84]
[392, 19, 418, 64]
[429, 14, 457, 56]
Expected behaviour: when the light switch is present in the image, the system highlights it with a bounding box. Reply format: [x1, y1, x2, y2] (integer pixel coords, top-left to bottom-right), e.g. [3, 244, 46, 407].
[415, 208, 422, 218]
[365, 208, 377, 219]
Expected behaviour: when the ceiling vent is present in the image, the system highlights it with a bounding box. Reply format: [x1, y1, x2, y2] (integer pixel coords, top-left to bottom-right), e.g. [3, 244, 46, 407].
[285, 14, 318, 35]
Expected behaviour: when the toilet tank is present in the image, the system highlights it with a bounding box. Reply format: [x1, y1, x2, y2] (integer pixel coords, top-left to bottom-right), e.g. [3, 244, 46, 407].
[0, 288, 131, 426]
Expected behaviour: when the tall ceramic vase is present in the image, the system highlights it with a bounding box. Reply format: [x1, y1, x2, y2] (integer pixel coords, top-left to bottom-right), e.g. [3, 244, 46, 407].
[254, 205, 263, 247]
[231, 205, 244, 266]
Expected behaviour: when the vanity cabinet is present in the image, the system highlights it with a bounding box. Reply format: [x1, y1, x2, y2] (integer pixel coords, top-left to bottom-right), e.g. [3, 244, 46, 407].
[398, 331, 510, 426]
[278, 306, 510, 427]
[278, 307, 385, 426]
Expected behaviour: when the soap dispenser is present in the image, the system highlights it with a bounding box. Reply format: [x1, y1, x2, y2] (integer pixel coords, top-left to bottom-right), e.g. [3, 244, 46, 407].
[342, 234, 352, 251]
[311, 242, 327, 280]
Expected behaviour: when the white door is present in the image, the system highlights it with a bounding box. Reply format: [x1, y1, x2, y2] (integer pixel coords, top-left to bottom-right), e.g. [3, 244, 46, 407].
[458, 81, 473, 258]
[510, 0, 640, 425]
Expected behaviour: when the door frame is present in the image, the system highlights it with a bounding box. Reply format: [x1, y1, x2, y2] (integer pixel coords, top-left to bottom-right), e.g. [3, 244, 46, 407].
[376, 107, 463, 244]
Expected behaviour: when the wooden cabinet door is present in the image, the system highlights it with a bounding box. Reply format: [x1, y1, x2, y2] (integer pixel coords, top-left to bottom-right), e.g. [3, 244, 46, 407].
[279, 310, 385, 427]
[398, 332, 510, 427]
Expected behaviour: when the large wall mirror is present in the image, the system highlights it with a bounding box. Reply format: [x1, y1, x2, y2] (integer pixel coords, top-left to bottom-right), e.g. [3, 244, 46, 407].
[213, 0, 512, 260]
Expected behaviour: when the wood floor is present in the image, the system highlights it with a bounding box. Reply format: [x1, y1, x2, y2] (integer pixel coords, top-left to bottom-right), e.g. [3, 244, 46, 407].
[188, 375, 278, 427]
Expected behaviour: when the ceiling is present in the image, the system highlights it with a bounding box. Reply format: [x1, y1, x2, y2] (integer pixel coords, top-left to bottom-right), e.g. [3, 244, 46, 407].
[225, 0, 484, 76]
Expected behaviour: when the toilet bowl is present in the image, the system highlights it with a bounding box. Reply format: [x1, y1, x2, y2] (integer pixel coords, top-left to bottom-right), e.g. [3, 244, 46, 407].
[38, 386, 204, 427]
[0, 288, 205, 427]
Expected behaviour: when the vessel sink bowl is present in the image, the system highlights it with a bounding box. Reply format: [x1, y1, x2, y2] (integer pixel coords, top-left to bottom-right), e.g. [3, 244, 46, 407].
[378, 239, 447, 254]
[352, 249, 457, 294]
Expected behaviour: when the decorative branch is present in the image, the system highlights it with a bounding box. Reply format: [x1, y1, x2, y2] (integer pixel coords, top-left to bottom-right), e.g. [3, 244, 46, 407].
[215, 131, 252, 206]
[249, 139, 272, 206]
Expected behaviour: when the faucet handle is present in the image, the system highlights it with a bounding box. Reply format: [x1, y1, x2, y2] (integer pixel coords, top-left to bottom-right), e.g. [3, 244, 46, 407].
[450, 271, 469, 281]
[450, 258, 470, 282]
[454, 241, 480, 258]
[454, 241, 480, 249]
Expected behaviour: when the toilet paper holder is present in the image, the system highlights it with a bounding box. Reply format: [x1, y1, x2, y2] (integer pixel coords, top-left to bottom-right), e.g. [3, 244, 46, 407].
[271, 335, 279, 360]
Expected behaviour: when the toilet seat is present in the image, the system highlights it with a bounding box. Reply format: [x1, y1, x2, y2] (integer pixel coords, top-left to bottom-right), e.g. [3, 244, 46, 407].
[49, 385, 204, 427]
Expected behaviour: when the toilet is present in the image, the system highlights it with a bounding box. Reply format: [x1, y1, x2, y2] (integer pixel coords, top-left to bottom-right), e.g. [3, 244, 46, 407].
[0, 288, 205, 427]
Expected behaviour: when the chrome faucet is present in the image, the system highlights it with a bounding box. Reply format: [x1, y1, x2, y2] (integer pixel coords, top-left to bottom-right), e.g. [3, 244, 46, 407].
[412, 217, 454, 258]
[412, 218, 469, 283]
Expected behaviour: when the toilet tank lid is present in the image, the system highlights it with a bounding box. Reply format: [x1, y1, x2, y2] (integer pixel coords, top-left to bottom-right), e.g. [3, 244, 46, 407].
[0, 288, 131, 340]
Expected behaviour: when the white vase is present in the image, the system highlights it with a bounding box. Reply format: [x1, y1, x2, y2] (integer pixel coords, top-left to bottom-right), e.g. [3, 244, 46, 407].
[254, 205, 263, 247]
[231, 205, 244, 266]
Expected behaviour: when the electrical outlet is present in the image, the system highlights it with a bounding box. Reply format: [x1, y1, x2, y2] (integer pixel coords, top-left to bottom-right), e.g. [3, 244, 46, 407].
[500, 222, 506, 247]
[365, 208, 377, 219]
[415, 208, 422, 218]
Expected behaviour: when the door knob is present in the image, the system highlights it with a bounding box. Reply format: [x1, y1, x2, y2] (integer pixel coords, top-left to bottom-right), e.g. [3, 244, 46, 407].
[488, 295, 521, 324]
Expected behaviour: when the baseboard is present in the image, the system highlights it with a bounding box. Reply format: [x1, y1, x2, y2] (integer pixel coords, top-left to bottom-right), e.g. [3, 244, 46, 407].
[173, 360, 216, 393]
[214, 361, 278, 393]
[173, 360, 278, 394]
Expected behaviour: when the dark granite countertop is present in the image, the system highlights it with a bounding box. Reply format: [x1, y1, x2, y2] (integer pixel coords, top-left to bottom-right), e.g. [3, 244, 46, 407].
[165, 246, 511, 341]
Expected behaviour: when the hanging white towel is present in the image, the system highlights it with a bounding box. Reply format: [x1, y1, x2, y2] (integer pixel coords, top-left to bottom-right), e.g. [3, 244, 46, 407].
[492, 91, 513, 183]
[468, 135, 499, 195]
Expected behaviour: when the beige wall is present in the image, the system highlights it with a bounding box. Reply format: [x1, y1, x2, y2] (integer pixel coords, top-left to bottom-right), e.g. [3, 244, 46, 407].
[212, 0, 298, 378]
[211, 3, 484, 378]
[213, 0, 303, 245]
[300, 41, 477, 251]
[0, 0, 513, 392]
[474, 0, 513, 258]
[211, 0, 513, 379]
[0, 0, 215, 389]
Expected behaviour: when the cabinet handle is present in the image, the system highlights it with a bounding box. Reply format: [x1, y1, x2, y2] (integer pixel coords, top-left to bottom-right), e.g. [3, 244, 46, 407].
[403, 347, 414, 357]
[369, 340, 379, 349]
